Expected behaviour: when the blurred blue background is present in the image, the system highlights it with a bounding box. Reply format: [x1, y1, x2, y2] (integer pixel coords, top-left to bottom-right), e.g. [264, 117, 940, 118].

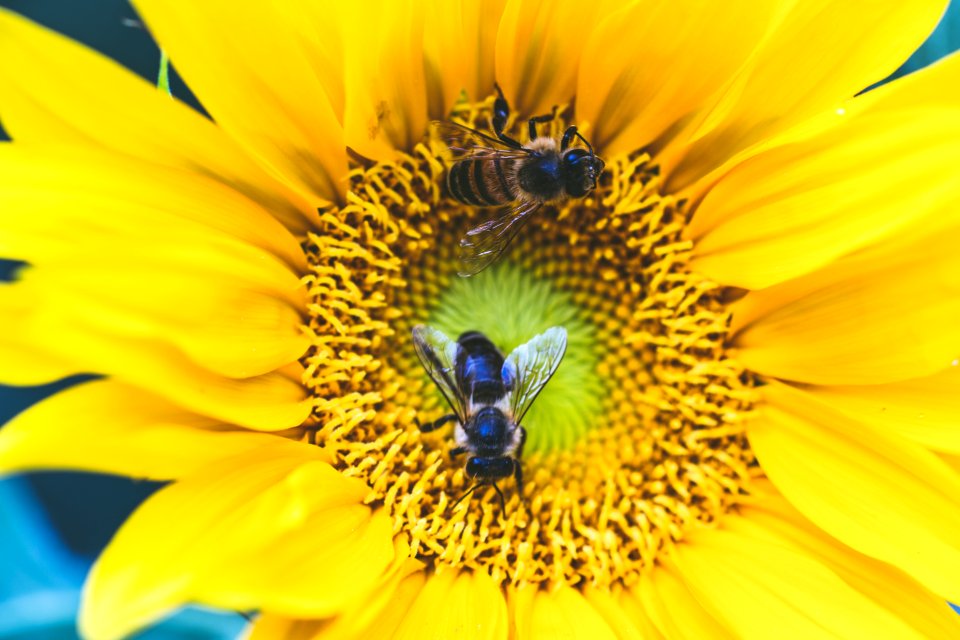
[0, 0, 959, 638]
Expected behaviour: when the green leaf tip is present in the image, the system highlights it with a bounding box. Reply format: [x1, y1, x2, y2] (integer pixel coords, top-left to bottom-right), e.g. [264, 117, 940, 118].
[157, 50, 171, 96]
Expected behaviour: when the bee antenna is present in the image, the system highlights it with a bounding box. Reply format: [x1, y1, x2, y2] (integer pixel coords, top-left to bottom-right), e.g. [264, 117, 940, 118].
[574, 129, 596, 156]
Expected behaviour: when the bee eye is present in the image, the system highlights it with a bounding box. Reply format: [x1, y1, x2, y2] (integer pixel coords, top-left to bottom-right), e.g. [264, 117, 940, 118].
[562, 149, 600, 197]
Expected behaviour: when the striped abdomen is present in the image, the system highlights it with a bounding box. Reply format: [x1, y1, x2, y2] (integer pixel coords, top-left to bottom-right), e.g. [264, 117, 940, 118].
[446, 156, 517, 206]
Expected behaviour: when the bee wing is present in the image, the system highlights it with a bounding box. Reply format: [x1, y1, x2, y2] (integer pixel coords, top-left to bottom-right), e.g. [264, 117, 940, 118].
[501, 327, 568, 424]
[457, 200, 543, 277]
[412, 324, 468, 423]
[430, 121, 532, 162]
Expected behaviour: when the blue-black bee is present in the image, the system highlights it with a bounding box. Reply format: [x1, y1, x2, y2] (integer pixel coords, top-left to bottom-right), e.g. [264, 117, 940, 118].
[434, 84, 605, 276]
[412, 325, 568, 510]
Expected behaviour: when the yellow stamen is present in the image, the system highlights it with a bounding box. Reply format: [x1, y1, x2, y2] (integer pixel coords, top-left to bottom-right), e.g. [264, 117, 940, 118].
[300, 97, 760, 590]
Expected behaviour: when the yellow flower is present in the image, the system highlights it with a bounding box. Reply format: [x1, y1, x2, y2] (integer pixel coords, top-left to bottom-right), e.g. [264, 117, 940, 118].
[2, 0, 960, 638]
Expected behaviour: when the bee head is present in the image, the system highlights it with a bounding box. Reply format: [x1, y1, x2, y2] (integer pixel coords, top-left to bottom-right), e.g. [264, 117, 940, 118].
[561, 148, 605, 198]
[465, 455, 514, 481]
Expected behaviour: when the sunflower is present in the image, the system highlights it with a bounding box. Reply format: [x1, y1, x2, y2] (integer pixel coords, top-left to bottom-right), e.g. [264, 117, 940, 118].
[2, 0, 960, 637]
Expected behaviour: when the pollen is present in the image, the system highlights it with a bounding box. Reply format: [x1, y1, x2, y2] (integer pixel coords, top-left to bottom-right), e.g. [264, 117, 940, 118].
[300, 97, 761, 591]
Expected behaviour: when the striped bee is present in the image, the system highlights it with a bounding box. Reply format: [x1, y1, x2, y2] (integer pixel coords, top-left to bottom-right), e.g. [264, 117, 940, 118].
[413, 324, 568, 510]
[434, 84, 605, 276]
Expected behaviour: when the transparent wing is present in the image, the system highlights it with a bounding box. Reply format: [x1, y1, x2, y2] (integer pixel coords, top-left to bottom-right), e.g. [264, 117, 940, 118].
[501, 327, 568, 423]
[430, 120, 532, 162]
[457, 200, 543, 277]
[412, 324, 467, 422]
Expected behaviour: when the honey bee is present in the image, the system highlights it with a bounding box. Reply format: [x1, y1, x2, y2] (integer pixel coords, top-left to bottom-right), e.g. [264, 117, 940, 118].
[433, 84, 605, 276]
[412, 324, 568, 510]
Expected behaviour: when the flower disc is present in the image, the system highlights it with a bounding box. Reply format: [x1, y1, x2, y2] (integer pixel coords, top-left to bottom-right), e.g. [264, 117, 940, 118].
[301, 99, 759, 589]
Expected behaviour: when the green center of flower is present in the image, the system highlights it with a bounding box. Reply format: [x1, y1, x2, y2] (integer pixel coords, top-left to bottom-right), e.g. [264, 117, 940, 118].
[299, 96, 760, 590]
[425, 260, 602, 452]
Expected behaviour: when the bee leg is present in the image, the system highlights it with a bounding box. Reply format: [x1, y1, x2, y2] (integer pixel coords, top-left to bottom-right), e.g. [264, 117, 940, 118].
[514, 426, 527, 497]
[561, 125, 596, 155]
[453, 483, 481, 509]
[491, 482, 507, 512]
[450, 446, 468, 458]
[513, 459, 524, 498]
[417, 413, 458, 433]
[527, 106, 559, 141]
[492, 82, 524, 150]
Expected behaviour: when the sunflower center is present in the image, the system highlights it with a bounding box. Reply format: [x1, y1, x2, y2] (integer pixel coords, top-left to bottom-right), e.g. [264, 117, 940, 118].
[424, 260, 602, 451]
[300, 98, 760, 589]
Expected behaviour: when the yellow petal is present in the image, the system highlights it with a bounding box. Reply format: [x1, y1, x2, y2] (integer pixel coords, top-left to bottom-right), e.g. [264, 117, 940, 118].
[272, 2, 346, 123]
[131, 0, 347, 204]
[392, 570, 507, 640]
[80, 447, 393, 640]
[495, 0, 615, 117]
[338, 571, 427, 640]
[251, 567, 430, 640]
[751, 382, 960, 600]
[581, 586, 645, 640]
[17, 253, 307, 379]
[804, 365, 960, 454]
[670, 505, 947, 639]
[577, 0, 780, 155]
[1, 150, 310, 380]
[342, 0, 430, 161]
[0, 379, 293, 479]
[662, 0, 948, 192]
[611, 588, 666, 640]
[744, 482, 960, 638]
[773, 46, 960, 148]
[323, 552, 425, 640]
[636, 565, 734, 639]
[937, 453, 960, 478]
[730, 228, 960, 385]
[247, 616, 326, 640]
[0, 146, 307, 273]
[203, 512, 394, 618]
[5, 221, 307, 384]
[0, 340, 75, 386]
[1, 285, 310, 430]
[855, 49, 960, 114]
[0, 9, 317, 232]
[689, 106, 960, 289]
[62, 335, 308, 432]
[510, 583, 617, 640]
[424, 0, 507, 111]
[250, 539, 424, 640]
